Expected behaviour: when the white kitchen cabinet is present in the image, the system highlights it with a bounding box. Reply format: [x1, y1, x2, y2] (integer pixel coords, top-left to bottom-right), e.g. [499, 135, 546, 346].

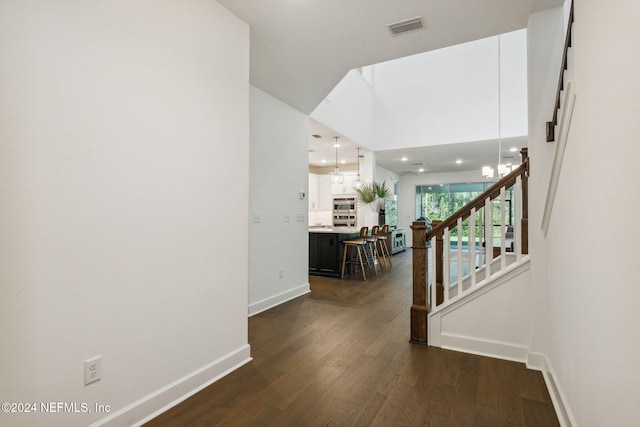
[317, 174, 332, 210]
[331, 172, 358, 196]
[308, 173, 318, 210]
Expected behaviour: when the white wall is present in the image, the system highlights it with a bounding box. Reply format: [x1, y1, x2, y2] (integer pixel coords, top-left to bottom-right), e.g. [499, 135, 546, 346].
[528, 2, 640, 425]
[375, 165, 400, 195]
[371, 30, 528, 151]
[526, 7, 565, 417]
[310, 70, 375, 149]
[249, 86, 310, 316]
[0, 2, 250, 426]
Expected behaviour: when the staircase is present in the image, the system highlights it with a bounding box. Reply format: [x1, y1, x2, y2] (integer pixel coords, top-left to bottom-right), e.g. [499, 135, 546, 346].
[542, 0, 576, 234]
[546, 0, 575, 143]
[409, 149, 529, 346]
[409, 2, 575, 355]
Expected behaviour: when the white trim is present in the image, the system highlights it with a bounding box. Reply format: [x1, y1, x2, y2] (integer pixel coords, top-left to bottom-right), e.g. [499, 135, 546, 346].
[440, 333, 530, 363]
[248, 283, 310, 316]
[429, 258, 530, 359]
[526, 351, 547, 371]
[90, 344, 252, 427]
[542, 80, 577, 235]
[527, 352, 576, 427]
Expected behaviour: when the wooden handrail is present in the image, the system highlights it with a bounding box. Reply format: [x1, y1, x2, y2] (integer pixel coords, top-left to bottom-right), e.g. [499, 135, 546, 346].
[427, 154, 529, 240]
[546, 1, 574, 142]
[410, 148, 530, 344]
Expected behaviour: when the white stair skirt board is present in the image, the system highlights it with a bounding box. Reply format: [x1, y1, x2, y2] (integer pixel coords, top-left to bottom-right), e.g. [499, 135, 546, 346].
[91, 344, 252, 427]
[429, 258, 530, 360]
[527, 352, 577, 427]
[439, 333, 530, 363]
[248, 283, 310, 316]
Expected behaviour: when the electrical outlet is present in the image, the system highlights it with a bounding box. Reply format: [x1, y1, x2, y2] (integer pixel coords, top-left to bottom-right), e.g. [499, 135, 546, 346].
[296, 213, 305, 222]
[85, 356, 101, 385]
[279, 268, 284, 278]
[252, 213, 261, 223]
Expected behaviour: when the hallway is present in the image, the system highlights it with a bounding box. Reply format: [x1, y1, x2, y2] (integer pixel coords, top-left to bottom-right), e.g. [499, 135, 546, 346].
[146, 250, 558, 426]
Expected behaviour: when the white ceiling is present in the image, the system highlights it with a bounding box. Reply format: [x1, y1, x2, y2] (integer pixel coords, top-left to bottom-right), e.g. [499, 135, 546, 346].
[217, 0, 563, 115]
[375, 136, 528, 175]
[308, 119, 361, 169]
[218, 0, 561, 175]
[308, 118, 528, 175]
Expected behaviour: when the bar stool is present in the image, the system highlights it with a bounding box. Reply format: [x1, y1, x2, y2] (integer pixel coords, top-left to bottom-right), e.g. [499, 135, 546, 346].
[377, 224, 392, 269]
[341, 227, 369, 280]
[365, 225, 382, 274]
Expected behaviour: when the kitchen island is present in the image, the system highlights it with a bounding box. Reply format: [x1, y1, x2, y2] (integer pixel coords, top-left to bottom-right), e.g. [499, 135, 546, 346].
[309, 228, 360, 278]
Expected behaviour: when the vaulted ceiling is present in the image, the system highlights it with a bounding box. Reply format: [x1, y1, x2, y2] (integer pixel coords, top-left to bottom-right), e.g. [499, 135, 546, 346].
[217, 0, 563, 115]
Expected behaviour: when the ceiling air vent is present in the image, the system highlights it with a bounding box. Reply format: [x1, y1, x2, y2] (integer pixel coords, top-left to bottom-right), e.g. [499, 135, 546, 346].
[311, 134, 322, 139]
[387, 16, 423, 35]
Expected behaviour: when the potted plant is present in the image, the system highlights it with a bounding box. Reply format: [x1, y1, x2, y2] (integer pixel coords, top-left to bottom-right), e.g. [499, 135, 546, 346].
[354, 182, 376, 211]
[372, 181, 390, 211]
[355, 181, 390, 212]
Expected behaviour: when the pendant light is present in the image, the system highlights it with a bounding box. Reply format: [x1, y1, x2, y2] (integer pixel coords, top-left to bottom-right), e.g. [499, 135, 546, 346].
[329, 136, 344, 184]
[352, 147, 363, 190]
[482, 35, 510, 179]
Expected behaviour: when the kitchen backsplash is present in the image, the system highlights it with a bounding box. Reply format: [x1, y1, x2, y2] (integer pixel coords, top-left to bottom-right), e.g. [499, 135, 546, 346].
[309, 210, 332, 227]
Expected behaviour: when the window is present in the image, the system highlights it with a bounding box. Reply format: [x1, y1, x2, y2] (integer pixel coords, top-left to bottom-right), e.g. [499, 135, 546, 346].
[416, 182, 514, 244]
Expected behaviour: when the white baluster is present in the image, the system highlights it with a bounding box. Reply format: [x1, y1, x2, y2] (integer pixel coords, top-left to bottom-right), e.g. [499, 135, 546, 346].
[485, 197, 492, 278]
[469, 207, 476, 287]
[443, 227, 450, 302]
[514, 175, 522, 260]
[500, 186, 506, 271]
[457, 217, 463, 291]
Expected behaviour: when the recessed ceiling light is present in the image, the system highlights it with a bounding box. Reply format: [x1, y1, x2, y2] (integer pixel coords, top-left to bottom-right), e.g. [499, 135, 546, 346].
[510, 147, 518, 152]
[320, 159, 327, 164]
[340, 160, 346, 164]
[401, 156, 408, 162]
[456, 159, 463, 164]
[418, 168, 425, 173]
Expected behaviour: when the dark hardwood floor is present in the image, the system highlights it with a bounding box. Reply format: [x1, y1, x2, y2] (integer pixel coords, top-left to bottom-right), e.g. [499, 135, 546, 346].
[145, 249, 558, 426]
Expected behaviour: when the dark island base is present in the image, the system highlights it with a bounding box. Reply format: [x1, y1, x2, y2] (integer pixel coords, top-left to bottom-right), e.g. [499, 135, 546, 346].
[309, 230, 360, 278]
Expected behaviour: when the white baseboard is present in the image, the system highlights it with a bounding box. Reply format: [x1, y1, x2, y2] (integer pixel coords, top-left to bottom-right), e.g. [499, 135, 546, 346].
[528, 352, 576, 427]
[526, 351, 547, 371]
[440, 333, 530, 363]
[248, 283, 310, 317]
[90, 344, 252, 427]
[441, 343, 574, 427]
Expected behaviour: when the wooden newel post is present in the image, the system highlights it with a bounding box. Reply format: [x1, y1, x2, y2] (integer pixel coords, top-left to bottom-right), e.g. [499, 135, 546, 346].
[520, 148, 529, 254]
[410, 221, 428, 345]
